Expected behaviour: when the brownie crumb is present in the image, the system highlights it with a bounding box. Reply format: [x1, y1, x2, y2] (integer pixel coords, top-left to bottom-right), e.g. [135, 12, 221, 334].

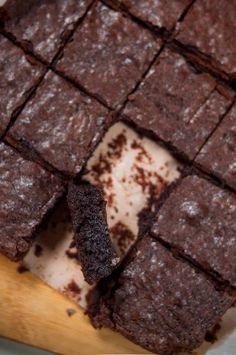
[66, 280, 81, 295]
[34, 244, 43, 257]
[205, 323, 221, 343]
[66, 308, 77, 317]
[17, 265, 29, 274]
[65, 248, 78, 260]
[110, 222, 135, 255]
[107, 133, 127, 160]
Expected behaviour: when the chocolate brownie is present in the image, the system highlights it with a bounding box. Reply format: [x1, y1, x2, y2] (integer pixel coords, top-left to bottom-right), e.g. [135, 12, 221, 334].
[56, 1, 161, 109]
[175, 0, 236, 78]
[6, 71, 110, 177]
[123, 48, 234, 161]
[105, 0, 192, 31]
[67, 182, 119, 284]
[196, 103, 236, 191]
[0, 0, 93, 63]
[0, 35, 44, 138]
[0, 142, 64, 261]
[151, 175, 236, 286]
[88, 235, 234, 354]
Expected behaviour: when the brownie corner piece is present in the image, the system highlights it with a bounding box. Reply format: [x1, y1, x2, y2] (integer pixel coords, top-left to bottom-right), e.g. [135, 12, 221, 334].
[6, 70, 111, 177]
[56, 1, 161, 109]
[0, 34, 44, 138]
[175, 0, 236, 77]
[0, 142, 64, 261]
[0, 0, 93, 63]
[88, 235, 234, 354]
[151, 175, 236, 286]
[123, 47, 234, 161]
[195, 103, 236, 191]
[67, 182, 119, 284]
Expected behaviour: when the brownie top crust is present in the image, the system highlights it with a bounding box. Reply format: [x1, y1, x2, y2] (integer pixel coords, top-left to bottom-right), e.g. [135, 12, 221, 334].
[0, 142, 64, 261]
[0, 0, 93, 63]
[151, 175, 236, 286]
[123, 47, 234, 161]
[196, 103, 236, 191]
[56, 1, 161, 108]
[175, 0, 236, 76]
[89, 235, 234, 354]
[0, 35, 44, 138]
[108, 0, 192, 31]
[7, 71, 110, 177]
[67, 182, 119, 284]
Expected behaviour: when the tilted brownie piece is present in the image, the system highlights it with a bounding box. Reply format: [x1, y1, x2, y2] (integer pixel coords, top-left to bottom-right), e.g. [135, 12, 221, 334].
[196, 104, 236, 191]
[151, 175, 236, 286]
[88, 235, 234, 354]
[175, 0, 236, 77]
[0, 35, 44, 138]
[6, 71, 110, 177]
[67, 182, 119, 284]
[104, 0, 192, 31]
[56, 1, 161, 108]
[0, 0, 93, 63]
[123, 48, 234, 160]
[0, 142, 64, 261]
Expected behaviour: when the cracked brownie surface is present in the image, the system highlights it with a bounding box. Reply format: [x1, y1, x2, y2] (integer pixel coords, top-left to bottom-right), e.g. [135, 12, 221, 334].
[151, 175, 236, 286]
[175, 0, 236, 77]
[123, 48, 234, 160]
[0, 0, 93, 63]
[0, 34, 44, 138]
[196, 104, 236, 191]
[0, 142, 64, 261]
[56, 1, 161, 108]
[7, 71, 110, 177]
[88, 235, 235, 354]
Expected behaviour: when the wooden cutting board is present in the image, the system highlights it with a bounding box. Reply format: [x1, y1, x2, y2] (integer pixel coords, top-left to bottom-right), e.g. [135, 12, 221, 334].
[0, 254, 149, 354]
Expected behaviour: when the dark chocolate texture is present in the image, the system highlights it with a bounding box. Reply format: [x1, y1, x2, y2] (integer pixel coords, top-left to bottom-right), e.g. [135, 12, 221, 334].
[88, 235, 234, 354]
[151, 175, 236, 286]
[0, 35, 44, 138]
[56, 1, 161, 108]
[7, 71, 110, 177]
[123, 48, 234, 161]
[0, 0, 93, 63]
[0, 142, 64, 261]
[67, 182, 119, 284]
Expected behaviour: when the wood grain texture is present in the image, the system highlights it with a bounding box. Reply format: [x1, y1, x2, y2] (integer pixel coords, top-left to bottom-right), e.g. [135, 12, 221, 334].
[0, 255, 149, 354]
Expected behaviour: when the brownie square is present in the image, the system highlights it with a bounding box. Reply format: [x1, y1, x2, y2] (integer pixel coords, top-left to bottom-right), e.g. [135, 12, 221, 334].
[7, 71, 110, 177]
[175, 0, 236, 77]
[0, 35, 44, 138]
[0, 0, 93, 63]
[105, 0, 192, 31]
[67, 182, 119, 284]
[123, 48, 234, 160]
[89, 235, 234, 354]
[56, 1, 161, 109]
[0, 142, 64, 261]
[151, 175, 236, 286]
[195, 104, 236, 191]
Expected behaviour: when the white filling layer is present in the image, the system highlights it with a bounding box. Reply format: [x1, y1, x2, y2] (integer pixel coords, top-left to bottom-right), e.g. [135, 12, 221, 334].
[23, 122, 180, 307]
